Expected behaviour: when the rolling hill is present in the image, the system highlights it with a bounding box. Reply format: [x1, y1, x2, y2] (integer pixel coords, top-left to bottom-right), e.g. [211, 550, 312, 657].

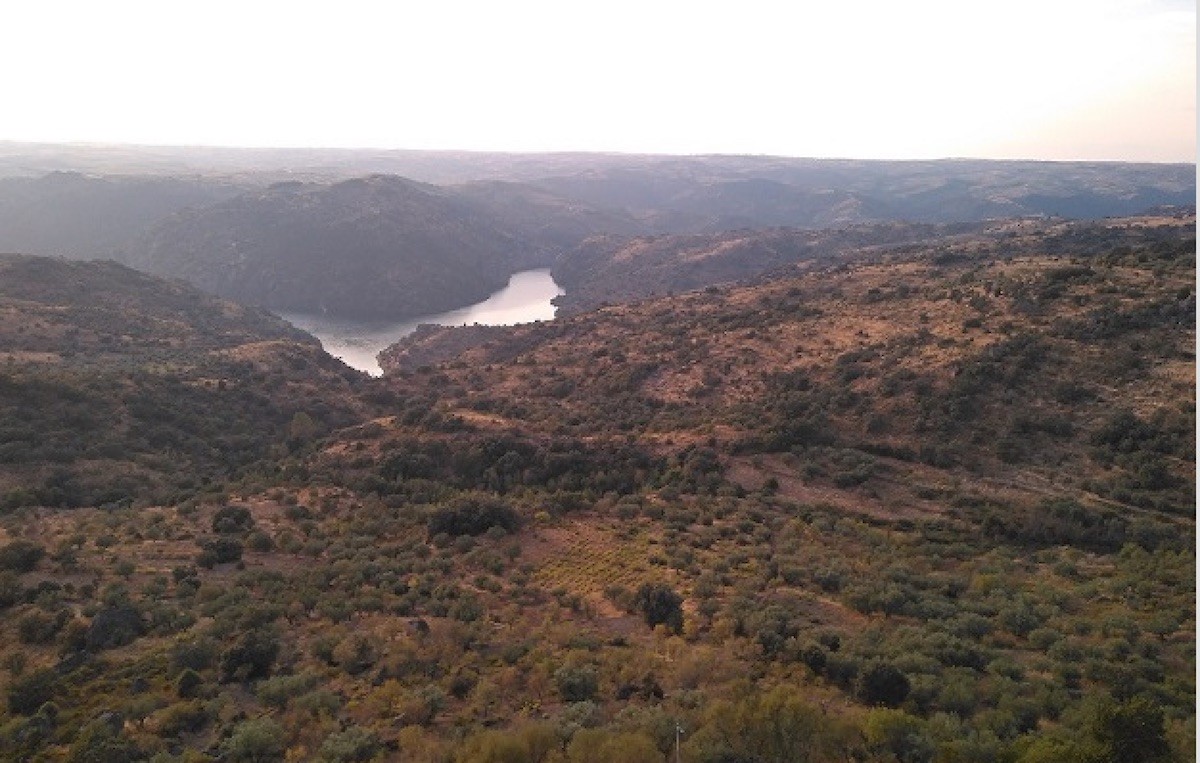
[0, 143, 1191, 331]
[118, 175, 553, 321]
[0, 254, 371, 510]
[548, 221, 982, 315]
[0, 171, 241, 260]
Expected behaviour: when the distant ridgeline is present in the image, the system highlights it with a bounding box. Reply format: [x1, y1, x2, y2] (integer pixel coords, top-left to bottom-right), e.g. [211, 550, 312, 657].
[0, 145, 1192, 323]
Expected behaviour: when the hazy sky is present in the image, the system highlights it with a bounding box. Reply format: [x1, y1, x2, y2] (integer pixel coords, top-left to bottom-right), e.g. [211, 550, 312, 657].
[3, 0, 1195, 162]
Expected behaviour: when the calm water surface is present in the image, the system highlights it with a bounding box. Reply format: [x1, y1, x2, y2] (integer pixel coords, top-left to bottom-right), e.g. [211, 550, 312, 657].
[282, 269, 563, 375]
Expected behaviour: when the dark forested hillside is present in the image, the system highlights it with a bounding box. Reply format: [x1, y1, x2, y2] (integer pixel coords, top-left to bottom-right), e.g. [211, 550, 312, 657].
[0, 255, 372, 510]
[0, 254, 315, 354]
[451, 180, 644, 253]
[118, 175, 553, 321]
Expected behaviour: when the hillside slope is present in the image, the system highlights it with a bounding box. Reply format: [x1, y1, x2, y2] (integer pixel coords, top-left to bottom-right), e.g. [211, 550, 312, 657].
[120, 175, 551, 321]
[550, 208, 1198, 316]
[0, 172, 241, 259]
[0, 215, 1192, 762]
[386, 213, 1196, 519]
[0, 254, 371, 509]
[550, 221, 980, 315]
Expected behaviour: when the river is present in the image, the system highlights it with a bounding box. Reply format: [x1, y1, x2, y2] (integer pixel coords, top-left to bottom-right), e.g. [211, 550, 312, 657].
[281, 268, 564, 376]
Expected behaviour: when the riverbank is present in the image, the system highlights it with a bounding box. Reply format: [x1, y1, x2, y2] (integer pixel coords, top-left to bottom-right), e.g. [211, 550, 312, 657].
[282, 269, 563, 375]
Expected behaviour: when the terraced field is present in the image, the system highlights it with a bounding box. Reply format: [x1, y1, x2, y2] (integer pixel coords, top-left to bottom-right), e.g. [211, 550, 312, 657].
[528, 518, 668, 619]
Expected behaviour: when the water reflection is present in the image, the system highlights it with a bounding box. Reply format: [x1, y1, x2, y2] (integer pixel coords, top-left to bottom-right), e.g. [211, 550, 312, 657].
[282, 269, 563, 375]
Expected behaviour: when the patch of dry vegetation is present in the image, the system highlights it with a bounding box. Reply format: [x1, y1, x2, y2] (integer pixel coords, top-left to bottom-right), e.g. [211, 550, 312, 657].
[0, 215, 1193, 761]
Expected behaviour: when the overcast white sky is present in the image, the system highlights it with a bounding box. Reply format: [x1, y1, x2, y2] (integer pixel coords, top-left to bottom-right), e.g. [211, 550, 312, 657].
[2, 0, 1195, 162]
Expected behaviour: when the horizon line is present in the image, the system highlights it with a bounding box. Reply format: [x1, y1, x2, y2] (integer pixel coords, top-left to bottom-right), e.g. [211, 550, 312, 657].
[0, 138, 1194, 167]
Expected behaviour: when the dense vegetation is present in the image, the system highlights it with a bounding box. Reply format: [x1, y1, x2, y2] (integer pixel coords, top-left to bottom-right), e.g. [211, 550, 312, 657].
[0, 214, 1193, 762]
[0, 255, 373, 510]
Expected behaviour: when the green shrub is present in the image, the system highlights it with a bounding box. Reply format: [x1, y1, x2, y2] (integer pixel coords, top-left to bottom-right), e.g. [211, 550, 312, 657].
[17, 610, 65, 644]
[0, 540, 45, 572]
[212, 504, 255, 534]
[219, 628, 280, 683]
[555, 665, 599, 703]
[196, 537, 243, 567]
[223, 717, 287, 763]
[66, 715, 142, 763]
[427, 495, 520, 538]
[257, 672, 319, 708]
[857, 662, 911, 708]
[156, 699, 211, 736]
[8, 667, 58, 715]
[84, 605, 144, 651]
[633, 583, 683, 634]
[175, 668, 203, 699]
[316, 726, 380, 763]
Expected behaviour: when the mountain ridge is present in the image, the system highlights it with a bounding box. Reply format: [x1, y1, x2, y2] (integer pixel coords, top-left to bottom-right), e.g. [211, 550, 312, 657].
[0, 144, 1192, 327]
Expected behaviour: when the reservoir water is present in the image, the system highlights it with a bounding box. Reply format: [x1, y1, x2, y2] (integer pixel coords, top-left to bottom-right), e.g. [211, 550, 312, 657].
[282, 269, 563, 376]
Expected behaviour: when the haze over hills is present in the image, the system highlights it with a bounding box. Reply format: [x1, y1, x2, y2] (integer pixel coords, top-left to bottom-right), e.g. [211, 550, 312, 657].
[0, 171, 243, 260]
[0, 142, 1192, 326]
[524, 158, 1197, 230]
[2, 140, 1195, 198]
[118, 175, 555, 321]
